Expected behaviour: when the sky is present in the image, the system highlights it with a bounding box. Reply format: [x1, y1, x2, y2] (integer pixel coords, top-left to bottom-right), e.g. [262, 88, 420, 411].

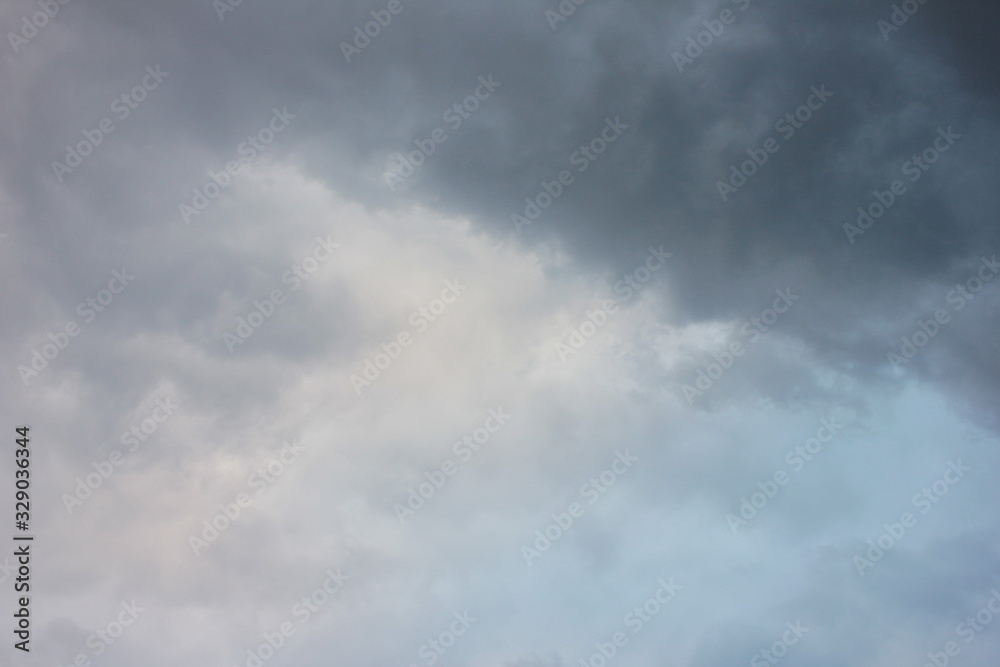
[1, 0, 999, 665]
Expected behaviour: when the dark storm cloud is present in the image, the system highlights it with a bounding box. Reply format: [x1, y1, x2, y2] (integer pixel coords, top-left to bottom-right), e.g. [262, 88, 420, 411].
[3, 1, 999, 666]
[6, 0, 988, 417]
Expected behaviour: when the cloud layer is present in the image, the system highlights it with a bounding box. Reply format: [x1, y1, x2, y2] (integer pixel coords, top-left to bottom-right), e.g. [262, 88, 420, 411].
[2, 1, 999, 666]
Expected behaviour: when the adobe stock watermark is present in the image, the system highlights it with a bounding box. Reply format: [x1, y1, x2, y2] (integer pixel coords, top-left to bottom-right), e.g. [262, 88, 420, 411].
[51, 66, 169, 182]
[17, 268, 134, 386]
[7, 0, 72, 54]
[189, 440, 307, 556]
[340, 0, 417, 63]
[682, 288, 799, 404]
[672, 0, 753, 73]
[750, 621, 809, 667]
[57, 600, 145, 666]
[179, 107, 295, 224]
[545, 0, 588, 31]
[350, 278, 468, 395]
[0, 557, 19, 586]
[555, 246, 672, 362]
[404, 611, 477, 667]
[511, 116, 630, 234]
[920, 586, 1000, 667]
[716, 85, 833, 201]
[844, 127, 961, 244]
[727, 413, 847, 534]
[887, 255, 997, 370]
[222, 235, 340, 353]
[228, 568, 350, 667]
[213, 0, 250, 21]
[384, 75, 501, 191]
[579, 578, 682, 667]
[521, 450, 638, 567]
[62, 396, 179, 514]
[394, 407, 511, 523]
[853, 459, 970, 576]
[878, 0, 932, 41]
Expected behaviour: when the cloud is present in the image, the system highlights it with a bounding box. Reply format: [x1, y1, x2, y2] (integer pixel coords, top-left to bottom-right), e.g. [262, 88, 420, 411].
[3, 1, 1000, 665]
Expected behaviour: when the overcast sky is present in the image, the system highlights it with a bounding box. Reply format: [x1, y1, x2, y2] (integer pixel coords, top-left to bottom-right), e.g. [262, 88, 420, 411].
[2, 0, 1000, 665]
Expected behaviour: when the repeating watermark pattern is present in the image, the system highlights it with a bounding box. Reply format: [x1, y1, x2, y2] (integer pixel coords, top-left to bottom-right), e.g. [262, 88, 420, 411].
[919, 587, 1000, 667]
[716, 85, 834, 201]
[7, 0, 73, 54]
[51, 66, 169, 182]
[58, 600, 145, 666]
[511, 116, 630, 234]
[888, 255, 997, 370]
[844, 127, 961, 244]
[0, 557, 17, 586]
[878, 0, 932, 41]
[682, 288, 799, 403]
[578, 578, 682, 667]
[555, 246, 672, 362]
[340, 0, 417, 63]
[62, 396, 179, 514]
[224, 291, 287, 353]
[179, 108, 295, 224]
[727, 413, 847, 533]
[214, 0, 250, 21]
[853, 460, 970, 576]
[545, 0, 589, 31]
[750, 621, 809, 667]
[279, 236, 341, 291]
[403, 611, 477, 667]
[223, 236, 340, 353]
[228, 568, 349, 667]
[350, 278, 468, 395]
[672, 0, 753, 72]
[384, 75, 502, 191]
[188, 440, 307, 556]
[17, 268, 135, 386]
[393, 408, 511, 522]
[521, 450, 638, 567]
